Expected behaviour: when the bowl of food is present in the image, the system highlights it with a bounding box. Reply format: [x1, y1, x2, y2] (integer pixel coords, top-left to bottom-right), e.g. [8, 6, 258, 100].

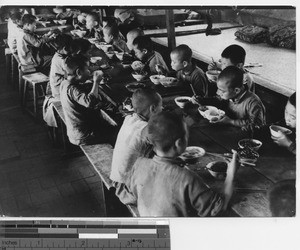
[160, 77, 178, 87]
[70, 30, 87, 38]
[95, 42, 113, 52]
[206, 70, 221, 82]
[115, 52, 124, 61]
[131, 61, 145, 71]
[179, 146, 206, 164]
[57, 26, 67, 33]
[199, 106, 225, 123]
[238, 139, 262, 151]
[131, 72, 147, 82]
[88, 38, 98, 44]
[53, 20, 59, 24]
[125, 82, 146, 92]
[206, 161, 228, 180]
[105, 51, 115, 59]
[269, 125, 292, 138]
[238, 147, 259, 163]
[57, 19, 67, 25]
[174, 96, 192, 108]
[149, 75, 165, 85]
[90, 57, 102, 64]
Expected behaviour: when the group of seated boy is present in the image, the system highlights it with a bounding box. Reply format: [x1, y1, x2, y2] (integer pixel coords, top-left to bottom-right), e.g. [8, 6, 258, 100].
[6, 7, 296, 217]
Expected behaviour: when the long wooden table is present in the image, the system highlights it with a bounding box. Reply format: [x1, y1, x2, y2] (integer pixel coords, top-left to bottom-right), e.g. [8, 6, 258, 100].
[65, 30, 295, 217]
[97, 77, 296, 217]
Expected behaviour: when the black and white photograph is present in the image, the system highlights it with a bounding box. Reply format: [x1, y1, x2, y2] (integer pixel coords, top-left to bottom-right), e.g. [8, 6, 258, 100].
[0, 4, 296, 220]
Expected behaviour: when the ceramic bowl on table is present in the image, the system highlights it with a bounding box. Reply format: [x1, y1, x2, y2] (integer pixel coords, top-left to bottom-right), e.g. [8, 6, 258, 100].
[159, 77, 178, 87]
[95, 43, 113, 52]
[206, 70, 221, 82]
[174, 96, 192, 108]
[198, 106, 225, 123]
[57, 20, 67, 25]
[105, 51, 115, 59]
[269, 125, 292, 138]
[149, 75, 165, 85]
[90, 57, 102, 64]
[88, 38, 98, 44]
[131, 72, 147, 82]
[70, 30, 87, 38]
[206, 161, 228, 180]
[179, 146, 206, 164]
[115, 52, 124, 61]
[125, 82, 146, 92]
[238, 139, 262, 151]
[131, 61, 145, 71]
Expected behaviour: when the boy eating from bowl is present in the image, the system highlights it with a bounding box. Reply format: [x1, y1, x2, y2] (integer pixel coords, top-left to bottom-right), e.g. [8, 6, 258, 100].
[17, 14, 55, 74]
[170, 44, 208, 97]
[126, 28, 144, 53]
[208, 44, 254, 92]
[60, 54, 115, 145]
[132, 36, 169, 75]
[103, 22, 130, 53]
[110, 88, 162, 204]
[198, 66, 265, 132]
[84, 12, 103, 40]
[129, 111, 238, 216]
[271, 92, 296, 154]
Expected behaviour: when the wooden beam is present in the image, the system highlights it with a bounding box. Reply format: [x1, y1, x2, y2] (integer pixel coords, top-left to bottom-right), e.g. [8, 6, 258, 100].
[165, 9, 176, 50]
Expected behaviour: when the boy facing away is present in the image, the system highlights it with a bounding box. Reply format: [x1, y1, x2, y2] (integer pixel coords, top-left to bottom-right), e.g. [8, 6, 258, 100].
[103, 22, 130, 53]
[16, 14, 54, 74]
[49, 34, 73, 100]
[110, 88, 162, 204]
[7, 11, 22, 53]
[208, 44, 254, 92]
[170, 44, 208, 97]
[132, 36, 169, 75]
[60, 54, 113, 146]
[129, 111, 238, 216]
[197, 66, 266, 132]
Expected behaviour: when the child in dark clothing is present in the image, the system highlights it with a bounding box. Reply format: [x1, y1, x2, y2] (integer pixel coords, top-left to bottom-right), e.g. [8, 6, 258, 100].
[132, 36, 169, 75]
[103, 22, 129, 53]
[196, 66, 265, 132]
[84, 12, 102, 40]
[170, 44, 208, 97]
[129, 111, 238, 216]
[16, 14, 54, 74]
[208, 44, 254, 92]
[60, 54, 115, 145]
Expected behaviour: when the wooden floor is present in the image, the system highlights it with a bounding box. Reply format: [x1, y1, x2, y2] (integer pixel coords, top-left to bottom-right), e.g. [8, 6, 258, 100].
[0, 52, 128, 217]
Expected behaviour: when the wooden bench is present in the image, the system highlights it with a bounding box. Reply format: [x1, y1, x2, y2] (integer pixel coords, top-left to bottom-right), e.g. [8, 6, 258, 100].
[22, 72, 49, 119]
[52, 101, 139, 217]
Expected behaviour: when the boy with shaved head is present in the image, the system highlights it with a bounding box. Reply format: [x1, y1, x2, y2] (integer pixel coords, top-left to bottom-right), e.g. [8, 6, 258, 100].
[110, 88, 162, 204]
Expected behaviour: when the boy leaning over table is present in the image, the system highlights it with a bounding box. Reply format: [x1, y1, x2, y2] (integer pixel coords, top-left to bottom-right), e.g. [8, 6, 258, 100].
[129, 111, 238, 217]
[193, 66, 266, 132]
[110, 88, 163, 204]
[60, 54, 116, 146]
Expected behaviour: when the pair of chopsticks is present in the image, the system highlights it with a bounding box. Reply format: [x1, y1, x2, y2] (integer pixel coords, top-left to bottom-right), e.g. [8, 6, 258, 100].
[206, 152, 256, 167]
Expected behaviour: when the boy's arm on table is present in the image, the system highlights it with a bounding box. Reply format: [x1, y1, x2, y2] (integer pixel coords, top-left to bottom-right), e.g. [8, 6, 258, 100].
[226, 100, 266, 130]
[222, 150, 238, 210]
[187, 171, 224, 216]
[68, 71, 103, 108]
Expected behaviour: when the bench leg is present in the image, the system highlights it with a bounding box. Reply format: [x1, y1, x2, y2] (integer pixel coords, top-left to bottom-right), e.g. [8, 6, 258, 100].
[5, 53, 11, 85]
[33, 84, 38, 119]
[19, 70, 24, 104]
[11, 56, 18, 90]
[22, 80, 28, 108]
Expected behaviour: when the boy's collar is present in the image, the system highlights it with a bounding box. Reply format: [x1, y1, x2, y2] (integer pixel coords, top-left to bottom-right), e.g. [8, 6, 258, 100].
[153, 154, 186, 167]
[143, 51, 155, 64]
[231, 85, 248, 103]
[182, 62, 196, 76]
